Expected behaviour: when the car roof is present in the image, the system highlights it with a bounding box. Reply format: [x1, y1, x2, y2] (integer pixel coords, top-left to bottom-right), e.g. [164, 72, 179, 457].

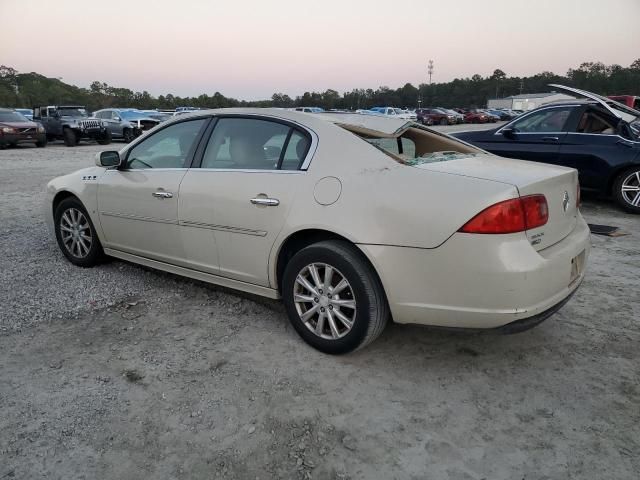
[168, 107, 412, 136]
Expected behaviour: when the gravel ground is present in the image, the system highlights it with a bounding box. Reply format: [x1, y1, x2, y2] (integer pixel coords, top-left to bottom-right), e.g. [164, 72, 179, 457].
[1, 136, 638, 480]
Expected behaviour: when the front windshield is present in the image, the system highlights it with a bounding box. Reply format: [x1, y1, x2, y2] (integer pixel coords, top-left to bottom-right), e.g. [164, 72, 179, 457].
[119, 110, 149, 120]
[0, 111, 28, 122]
[58, 108, 88, 117]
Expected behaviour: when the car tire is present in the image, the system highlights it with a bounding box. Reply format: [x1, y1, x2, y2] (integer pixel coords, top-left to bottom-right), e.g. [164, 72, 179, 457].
[282, 240, 389, 354]
[613, 167, 640, 214]
[36, 138, 47, 148]
[54, 197, 105, 267]
[122, 128, 134, 143]
[63, 128, 78, 147]
[97, 129, 112, 145]
[440, 118, 448, 126]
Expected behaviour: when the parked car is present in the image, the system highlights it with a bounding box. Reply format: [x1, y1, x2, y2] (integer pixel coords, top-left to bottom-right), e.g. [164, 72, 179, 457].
[93, 109, 160, 143]
[438, 108, 465, 124]
[367, 107, 416, 120]
[416, 108, 456, 126]
[0, 108, 47, 148]
[34, 105, 111, 147]
[14, 108, 34, 121]
[140, 110, 172, 123]
[46, 109, 590, 353]
[295, 107, 325, 113]
[607, 95, 640, 110]
[486, 109, 513, 121]
[463, 109, 490, 123]
[453, 85, 640, 213]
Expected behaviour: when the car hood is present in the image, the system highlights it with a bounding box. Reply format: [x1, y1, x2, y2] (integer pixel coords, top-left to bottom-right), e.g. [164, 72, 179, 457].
[0, 121, 38, 128]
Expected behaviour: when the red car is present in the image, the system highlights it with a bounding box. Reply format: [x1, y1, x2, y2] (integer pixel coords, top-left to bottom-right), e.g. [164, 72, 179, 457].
[0, 108, 47, 148]
[463, 109, 490, 124]
[607, 95, 640, 110]
[416, 108, 456, 126]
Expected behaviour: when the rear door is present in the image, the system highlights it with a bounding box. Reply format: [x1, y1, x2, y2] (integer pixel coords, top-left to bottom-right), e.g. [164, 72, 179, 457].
[486, 106, 574, 164]
[559, 105, 640, 191]
[178, 115, 313, 286]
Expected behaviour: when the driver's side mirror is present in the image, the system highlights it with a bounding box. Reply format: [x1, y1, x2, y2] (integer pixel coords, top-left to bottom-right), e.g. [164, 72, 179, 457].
[501, 127, 517, 138]
[96, 151, 121, 167]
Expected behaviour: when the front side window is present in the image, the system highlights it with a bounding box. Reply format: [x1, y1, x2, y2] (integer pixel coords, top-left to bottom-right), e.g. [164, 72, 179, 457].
[201, 117, 310, 170]
[510, 107, 572, 133]
[125, 118, 207, 169]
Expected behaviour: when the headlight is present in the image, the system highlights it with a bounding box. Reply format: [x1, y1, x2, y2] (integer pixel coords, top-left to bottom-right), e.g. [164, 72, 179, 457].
[1, 127, 16, 134]
[37, 126, 45, 133]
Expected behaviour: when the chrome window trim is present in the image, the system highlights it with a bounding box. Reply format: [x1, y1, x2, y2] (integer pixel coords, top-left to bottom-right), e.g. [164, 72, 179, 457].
[494, 105, 581, 135]
[199, 112, 319, 171]
[106, 168, 189, 173]
[194, 168, 304, 174]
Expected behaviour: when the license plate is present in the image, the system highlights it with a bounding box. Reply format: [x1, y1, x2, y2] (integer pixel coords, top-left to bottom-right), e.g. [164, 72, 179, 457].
[570, 250, 585, 286]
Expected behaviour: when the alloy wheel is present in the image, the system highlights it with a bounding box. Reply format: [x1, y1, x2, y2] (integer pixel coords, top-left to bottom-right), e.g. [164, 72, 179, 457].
[293, 263, 357, 340]
[59, 208, 92, 258]
[621, 171, 640, 207]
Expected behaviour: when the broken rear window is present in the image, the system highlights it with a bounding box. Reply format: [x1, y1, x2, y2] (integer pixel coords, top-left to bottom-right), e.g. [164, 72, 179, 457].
[342, 124, 479, 164]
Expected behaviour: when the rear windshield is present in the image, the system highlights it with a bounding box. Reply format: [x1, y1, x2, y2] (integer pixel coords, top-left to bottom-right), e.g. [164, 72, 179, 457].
[348, 126, 479, 165]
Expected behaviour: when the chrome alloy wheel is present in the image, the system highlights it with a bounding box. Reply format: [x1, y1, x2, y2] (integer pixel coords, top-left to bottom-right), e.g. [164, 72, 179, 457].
[621, 171, 640, 207]
[293, 263, 357, 340]
[59, 208, 92, 258]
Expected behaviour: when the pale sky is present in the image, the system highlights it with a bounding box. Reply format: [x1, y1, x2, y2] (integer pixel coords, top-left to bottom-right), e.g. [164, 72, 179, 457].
[1, 0, 638, 100]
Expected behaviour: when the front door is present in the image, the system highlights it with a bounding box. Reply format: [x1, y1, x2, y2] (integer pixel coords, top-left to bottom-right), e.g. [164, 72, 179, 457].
[178, 116, 312, 286]
[97, 117, 209, 263]
[487, 106, 574, 165]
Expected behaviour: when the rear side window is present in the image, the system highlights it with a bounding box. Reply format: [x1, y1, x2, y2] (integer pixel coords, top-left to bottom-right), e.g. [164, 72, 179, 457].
[201, 117, 310, 170]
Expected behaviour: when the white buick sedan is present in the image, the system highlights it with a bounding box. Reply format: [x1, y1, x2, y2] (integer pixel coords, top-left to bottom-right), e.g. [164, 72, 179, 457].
[45, 109, 590, 353]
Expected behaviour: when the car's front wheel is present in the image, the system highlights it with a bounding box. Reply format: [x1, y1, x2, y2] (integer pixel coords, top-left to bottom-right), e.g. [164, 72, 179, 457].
[614, 167, 640, 214]
[282, 240, 389, 354]
[63, 128, 77, 147]
[54, 197, 105, 267]
[97, 129, 112, 145]
[123, 128, 134, 143]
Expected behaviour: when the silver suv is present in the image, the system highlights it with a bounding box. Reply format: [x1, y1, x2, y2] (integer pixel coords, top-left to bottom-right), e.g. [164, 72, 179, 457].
[93, 109, 160, 143]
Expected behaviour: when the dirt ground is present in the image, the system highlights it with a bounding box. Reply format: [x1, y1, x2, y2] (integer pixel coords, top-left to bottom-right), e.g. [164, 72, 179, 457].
[1, 139, 638, 480]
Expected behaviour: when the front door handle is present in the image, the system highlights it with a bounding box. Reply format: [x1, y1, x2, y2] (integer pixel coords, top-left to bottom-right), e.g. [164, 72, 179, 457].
[542, 136, 559, 142]
[250, 197, 280, 206]
[152, 191, 173, 199]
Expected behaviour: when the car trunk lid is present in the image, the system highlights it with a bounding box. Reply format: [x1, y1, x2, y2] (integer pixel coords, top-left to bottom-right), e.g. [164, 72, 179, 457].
[413, 154, 579, 250]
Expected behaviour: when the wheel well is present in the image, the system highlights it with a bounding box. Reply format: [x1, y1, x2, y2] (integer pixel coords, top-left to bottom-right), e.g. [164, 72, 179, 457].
[607, 165, 640, 195]
[274, 228, 385, 296]
[52, 191, 77, 214]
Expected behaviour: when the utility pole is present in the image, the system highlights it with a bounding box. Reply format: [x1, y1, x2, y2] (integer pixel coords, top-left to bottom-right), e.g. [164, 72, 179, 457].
[519, 79, 524, 95]
[427, 60, 434, 85]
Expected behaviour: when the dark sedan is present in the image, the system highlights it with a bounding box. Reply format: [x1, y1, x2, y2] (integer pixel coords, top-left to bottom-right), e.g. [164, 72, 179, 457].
[0, 108, 47, 148]
[453, 85, 640, 213]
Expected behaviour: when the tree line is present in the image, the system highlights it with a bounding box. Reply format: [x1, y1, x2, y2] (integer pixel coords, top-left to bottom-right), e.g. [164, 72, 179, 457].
[1, 60, 639, 112]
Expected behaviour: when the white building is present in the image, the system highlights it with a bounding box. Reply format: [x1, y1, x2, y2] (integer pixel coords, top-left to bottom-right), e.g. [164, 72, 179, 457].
[487, 92, 575, 111]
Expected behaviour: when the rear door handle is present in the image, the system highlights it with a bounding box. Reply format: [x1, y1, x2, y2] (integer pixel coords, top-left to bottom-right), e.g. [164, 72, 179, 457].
[250, 197, 280, 206]
[152, 191, 173, 199]
[542, 136, 559, 142]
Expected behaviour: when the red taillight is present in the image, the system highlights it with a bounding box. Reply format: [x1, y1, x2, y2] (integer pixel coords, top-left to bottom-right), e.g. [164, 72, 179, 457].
[459, 195, 548, 234]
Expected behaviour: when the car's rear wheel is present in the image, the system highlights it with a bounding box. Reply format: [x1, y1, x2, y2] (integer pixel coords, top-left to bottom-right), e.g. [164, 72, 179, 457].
[282, 240, 389, 354]
[614, 167, 640, 214]
[63, 128, 77, 147]
[54, 197, 104, 267]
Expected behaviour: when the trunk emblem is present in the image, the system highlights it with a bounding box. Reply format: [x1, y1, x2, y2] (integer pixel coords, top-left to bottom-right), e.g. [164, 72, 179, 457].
[562, 191, 570, 212]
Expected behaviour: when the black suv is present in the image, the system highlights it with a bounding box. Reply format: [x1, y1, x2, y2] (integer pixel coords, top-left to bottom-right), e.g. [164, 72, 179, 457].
[33, 106, 111, 147]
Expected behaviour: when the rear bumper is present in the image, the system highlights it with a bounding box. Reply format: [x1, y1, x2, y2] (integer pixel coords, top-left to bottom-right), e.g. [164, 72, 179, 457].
[358, 214, 591, 329]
